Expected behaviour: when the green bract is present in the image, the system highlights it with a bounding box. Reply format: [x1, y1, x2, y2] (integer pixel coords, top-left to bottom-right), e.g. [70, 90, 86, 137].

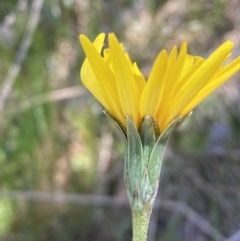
[124, 115, 181, 210]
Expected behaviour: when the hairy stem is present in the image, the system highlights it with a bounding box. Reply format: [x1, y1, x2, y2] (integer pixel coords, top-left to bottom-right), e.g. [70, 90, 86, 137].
[132, 206, 152, 241]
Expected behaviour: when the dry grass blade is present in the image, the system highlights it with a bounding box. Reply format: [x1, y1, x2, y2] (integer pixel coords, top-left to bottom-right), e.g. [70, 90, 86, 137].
[0, 0, 44, 111]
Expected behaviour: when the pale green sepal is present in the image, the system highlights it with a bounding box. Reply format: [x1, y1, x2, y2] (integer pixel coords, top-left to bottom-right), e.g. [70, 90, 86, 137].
[124, 115, 183, 210]
[140, 167, 153, 205]
[125, 115, 144, 209]
[176, 111, 193, 128]
[138, 116, 158, 205]
[148, 116, 182, 192]
[139, 115, 156, 169]
[103, 110, 127, 139]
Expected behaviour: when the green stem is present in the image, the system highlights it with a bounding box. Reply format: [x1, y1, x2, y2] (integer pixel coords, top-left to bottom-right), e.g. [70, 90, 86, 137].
[132, 206, 152, 241]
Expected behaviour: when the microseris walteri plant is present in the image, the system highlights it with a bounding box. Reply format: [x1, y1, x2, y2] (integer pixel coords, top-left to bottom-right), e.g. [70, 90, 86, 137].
[79, 33, 240, 241]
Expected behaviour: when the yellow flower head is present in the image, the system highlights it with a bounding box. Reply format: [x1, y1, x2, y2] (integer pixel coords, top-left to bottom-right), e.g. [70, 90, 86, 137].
[79, 33, 240, 132]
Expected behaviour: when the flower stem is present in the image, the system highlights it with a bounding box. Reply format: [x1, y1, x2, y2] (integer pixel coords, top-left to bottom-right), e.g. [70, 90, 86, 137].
[132, 206, 152, 241]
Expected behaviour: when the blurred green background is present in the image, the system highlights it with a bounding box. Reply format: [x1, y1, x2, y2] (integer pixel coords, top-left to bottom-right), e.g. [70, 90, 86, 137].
[1, 0, 240, 240]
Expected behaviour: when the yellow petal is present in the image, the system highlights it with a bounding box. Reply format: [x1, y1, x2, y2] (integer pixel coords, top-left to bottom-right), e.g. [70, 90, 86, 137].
[80, 34, 124, 124]
[140, 49, 168, 118]
[166, 41, 234, 124]
[157, 42, 188, 125]
[132, 63, 146, 92]
[80, 34, 240, 133]
[182, 56, 240, 115]
[80, 33, 105, 90]
[173, 56, 205, 95]
[108, 33, 141, 125]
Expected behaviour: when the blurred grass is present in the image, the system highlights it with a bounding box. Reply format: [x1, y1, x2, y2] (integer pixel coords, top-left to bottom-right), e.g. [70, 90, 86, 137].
[1, 0, 240, 240]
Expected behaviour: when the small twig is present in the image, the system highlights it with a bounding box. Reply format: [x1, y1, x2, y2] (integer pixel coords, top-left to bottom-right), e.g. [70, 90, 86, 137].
[170, 150, 238, 225]
[5, 86, 86, 116]
[0, 0, 44, 111]
[0, 190, 127, 207]
[185, 169, 238, 218]
[0, 190, 225, 241]
[159, 199, 226, 241]
[225, 230, 240, 241]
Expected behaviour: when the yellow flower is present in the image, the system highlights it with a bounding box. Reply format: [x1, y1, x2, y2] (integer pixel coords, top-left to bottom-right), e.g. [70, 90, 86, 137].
[79, 33, 240, 132]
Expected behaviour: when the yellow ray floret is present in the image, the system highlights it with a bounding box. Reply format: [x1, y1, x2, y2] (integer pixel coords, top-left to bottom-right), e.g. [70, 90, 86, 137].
[80, 33, 240, 132]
